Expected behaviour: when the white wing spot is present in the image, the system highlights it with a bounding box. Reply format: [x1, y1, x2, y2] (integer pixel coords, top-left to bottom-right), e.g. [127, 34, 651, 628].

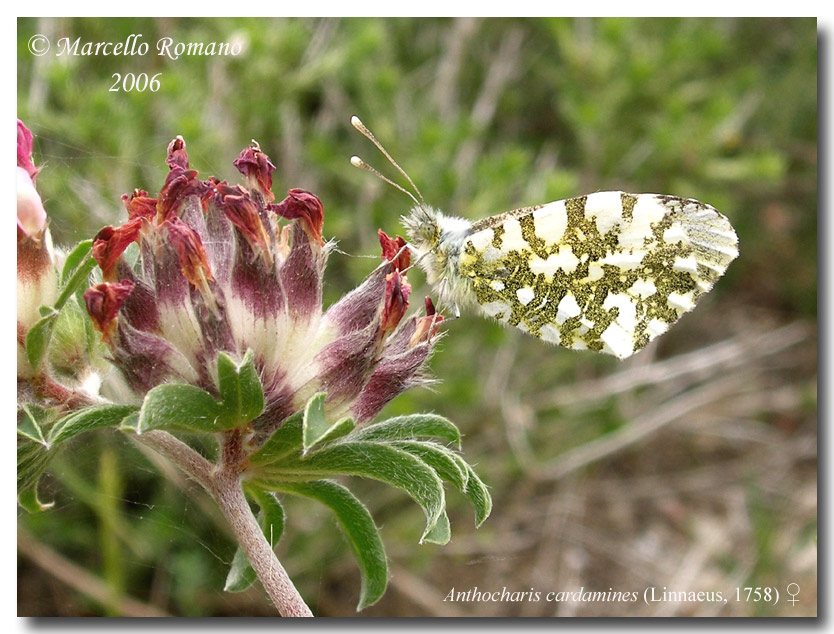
[647, 319, 669, 338]
[673, 255, 699, 273]
[556, 293, 582, 324]
[480, 300, 511, 321]
[668, 290, 696, 313]
[489, 280, 505, 292]
[533, 201, 568, 244]
[530, 247, 580, 278]
[617, 196, 666, 249]
[600, 322, 634, 359]
[516, 286, 535, 306]
[603, 292, 638, 333]
[584, 191, 626, 234]
[468, 228, 494, 251]
[599, 251, 644, 269]
[499, 217, 526, 254]
[629, 278, 657, 298]
[663, 224, 688, 244]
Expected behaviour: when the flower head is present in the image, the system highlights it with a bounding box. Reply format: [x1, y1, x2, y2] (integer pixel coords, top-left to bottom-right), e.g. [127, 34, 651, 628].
[85, 136, 443, 441]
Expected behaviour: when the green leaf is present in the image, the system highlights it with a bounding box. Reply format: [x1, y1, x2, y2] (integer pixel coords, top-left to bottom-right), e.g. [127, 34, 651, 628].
[463, 465, 492, 527]
[216, 349, 265, 429]
[391, 441, 469, 491]
[48, 404, 139, 446]
[224, 488, 286, 593]
[54, 244, 96, 311]
[274, 480, 387, 611]
[422, 510, 451, 546]
[25, 311, 58, 370]
[247, 411, 303, 465]
[261, 441, 446, 542]
[302, 392, 356, 453]
[60, 239, 93, 286]
[224, 547, 257, 593]
[18, 485, 53, 513]
[352, 413, 461, 448]
[137, 383, 222, 434]
[247, 487, 286, 547]
[17, 405, 48, 447]
[17, 440, 54, 511]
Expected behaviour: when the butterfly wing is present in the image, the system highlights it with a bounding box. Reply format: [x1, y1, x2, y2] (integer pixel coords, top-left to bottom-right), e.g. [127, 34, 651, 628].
[456, 191, 738, 358]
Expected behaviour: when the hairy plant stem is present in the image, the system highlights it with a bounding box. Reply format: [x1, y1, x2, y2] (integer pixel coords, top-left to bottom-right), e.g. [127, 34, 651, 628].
[134, 430, 313, 617]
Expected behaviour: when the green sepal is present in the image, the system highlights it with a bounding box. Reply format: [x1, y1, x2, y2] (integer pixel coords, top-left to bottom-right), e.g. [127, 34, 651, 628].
[302, 392, 355, 453]
[216, 349, 264, 429]
[137, 383, 222, 434]
[274, 480, 388, 611]
[48, 404, 139, 446]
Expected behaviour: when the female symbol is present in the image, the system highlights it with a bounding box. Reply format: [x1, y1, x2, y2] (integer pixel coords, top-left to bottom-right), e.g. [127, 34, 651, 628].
[786, 583, 800, 606]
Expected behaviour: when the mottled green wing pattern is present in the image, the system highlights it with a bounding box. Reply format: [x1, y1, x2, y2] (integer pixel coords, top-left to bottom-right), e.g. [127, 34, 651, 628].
[456, 191, 738, 358]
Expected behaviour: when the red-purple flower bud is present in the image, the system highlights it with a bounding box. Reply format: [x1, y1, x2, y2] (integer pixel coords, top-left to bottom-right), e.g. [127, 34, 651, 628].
[272, 189, 324, 246]
[378, 229, 411, 271]
[234, 144, 276, 203]
[121, 189, 157, 221]
[215, 182, 272, 266]
[166, 135, 189, 170]
[17, 119, 38, 181]
[156, 139, 209, 222]
[381, 271, 411, 336]
[84, 280, 135, 341]
[164, 217, 216, 295]
[92, 218, 145, 281]
[410, 298, 444, 347]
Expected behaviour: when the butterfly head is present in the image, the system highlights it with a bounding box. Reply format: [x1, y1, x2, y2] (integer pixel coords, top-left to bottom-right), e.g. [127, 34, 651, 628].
[401, 204, 440, 251]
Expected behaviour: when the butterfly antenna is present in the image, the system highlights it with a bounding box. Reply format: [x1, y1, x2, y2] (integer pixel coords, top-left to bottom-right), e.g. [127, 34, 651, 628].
[350, 155, 421, 207]
[351, 116, 425, 204]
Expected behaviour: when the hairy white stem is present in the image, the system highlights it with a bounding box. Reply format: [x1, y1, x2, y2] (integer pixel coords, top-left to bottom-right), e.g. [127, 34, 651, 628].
[134, 430, 312, 617]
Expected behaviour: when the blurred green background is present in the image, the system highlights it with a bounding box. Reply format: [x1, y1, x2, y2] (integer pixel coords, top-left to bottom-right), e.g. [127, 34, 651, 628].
[17, 17, 816, 617]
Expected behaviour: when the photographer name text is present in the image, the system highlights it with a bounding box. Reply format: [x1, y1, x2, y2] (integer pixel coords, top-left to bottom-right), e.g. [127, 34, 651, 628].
[55, 35, 241, 60]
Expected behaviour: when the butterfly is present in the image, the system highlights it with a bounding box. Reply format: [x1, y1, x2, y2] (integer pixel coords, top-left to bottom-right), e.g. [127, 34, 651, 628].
[350, 116, 739, 359]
